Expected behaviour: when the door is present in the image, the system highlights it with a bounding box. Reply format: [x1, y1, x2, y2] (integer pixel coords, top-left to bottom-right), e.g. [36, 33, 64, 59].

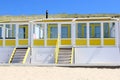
[61, 24, 71, 45]
[17, 24, 29, 47]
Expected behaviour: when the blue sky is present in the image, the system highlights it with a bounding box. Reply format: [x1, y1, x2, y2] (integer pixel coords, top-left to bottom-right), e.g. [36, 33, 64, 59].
[0, 0, 120, 15]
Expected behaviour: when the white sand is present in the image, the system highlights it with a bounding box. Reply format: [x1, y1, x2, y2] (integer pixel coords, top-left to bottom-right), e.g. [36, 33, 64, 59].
[0, 66, 119, 80]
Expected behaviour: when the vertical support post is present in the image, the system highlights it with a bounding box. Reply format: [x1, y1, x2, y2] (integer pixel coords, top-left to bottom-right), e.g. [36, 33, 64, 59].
[115, 21, 119, 47]
[16, 24, 19, 47]
[118, 20, 120, 48]
[30, 21, 33, 47]
[3, 24, 5, 47]
[58, 23, 61, 45]
[28, 23, 31, 47]
[101, 22, 104, 47]
[44, 23, 47, 47]
[71, 22, 76, 46]
[87, 22, 90, 47]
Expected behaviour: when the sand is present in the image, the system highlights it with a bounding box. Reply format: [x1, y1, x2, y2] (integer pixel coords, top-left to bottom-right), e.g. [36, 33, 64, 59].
[0, 66, 119, 80]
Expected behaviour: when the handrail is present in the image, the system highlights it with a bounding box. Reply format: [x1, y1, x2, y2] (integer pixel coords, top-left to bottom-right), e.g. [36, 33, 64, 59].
[22, 47, 30, 64]
[71, 47, 74, 64]
[8, 48, 16, 63]
[55, 34, 60, 64]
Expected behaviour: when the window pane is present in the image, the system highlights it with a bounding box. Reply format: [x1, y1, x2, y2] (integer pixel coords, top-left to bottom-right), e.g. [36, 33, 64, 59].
[77, 23, 86, 38]
[5, 24, 16, 39]
[95, 26, 100, 38]
[47, 24, 58, 38]
[19, 27, 25, 39]
[0, 24, 3, 39]
[90, 23, 101, 38]
[50, 27, 57, 38]
[104, 23, 109, 38]
[19, 25, 28, 39]
[104, 23, 115, 38]
[12, 24, 16, 38]
[61, 27, 68, 38]
[61, 24, 71, 38]
[33, 24, 44, 39]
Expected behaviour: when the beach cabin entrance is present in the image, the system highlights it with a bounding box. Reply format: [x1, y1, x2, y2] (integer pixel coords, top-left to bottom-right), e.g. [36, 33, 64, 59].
[17, 24, 29, 47]
[61, 24, 71, 45]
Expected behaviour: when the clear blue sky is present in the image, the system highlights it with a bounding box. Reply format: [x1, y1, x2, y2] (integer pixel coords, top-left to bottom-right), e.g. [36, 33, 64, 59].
[0, 0, 120, 15]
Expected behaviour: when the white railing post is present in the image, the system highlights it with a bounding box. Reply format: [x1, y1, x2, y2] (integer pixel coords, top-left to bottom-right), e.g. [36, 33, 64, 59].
[72, 22, 76, 46]
[16, 24, 19, 47]
[30, 21, 33, 47]
[3, 24, 5, 47]
[115, 21, 119, 47]
[101, 22, 104, 47]
[44, 23, 47, 47]
[58, 23, 61, 45]
[87, 22, 90, 47]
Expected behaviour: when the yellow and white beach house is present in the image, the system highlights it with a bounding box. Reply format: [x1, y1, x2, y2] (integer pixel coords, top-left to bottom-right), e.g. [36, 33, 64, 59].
[0, 17, 119, 65]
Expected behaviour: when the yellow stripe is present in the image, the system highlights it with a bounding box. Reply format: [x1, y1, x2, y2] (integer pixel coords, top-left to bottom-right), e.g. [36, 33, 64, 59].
[22, 47, 30, 64]
[33, 39, 44, 46]
[104, 38, 115, 45]
[47, 39, 57, 46]
[8, 48, 16, 63]
[76, 39, 87, 45]
[19, 40, 28, 45]
[5, 40, 16, 46]
[71, 47, 74, 64]
[55, 34, 60, 64]
[90, 38, 101, 45]
[61, 39, 71, 45]
[0, 40, 3, 46]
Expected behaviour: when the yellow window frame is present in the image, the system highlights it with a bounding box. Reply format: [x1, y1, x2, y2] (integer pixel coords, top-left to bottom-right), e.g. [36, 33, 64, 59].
[61, 24, 71, 38]
[90, 23, 101, 38]
[76, 23, 86, 38]
[19, 25, 28, 39]
[47, 24, 58, 38]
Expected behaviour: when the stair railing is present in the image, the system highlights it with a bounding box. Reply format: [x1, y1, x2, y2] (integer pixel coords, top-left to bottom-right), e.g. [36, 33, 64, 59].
[55, 34, 60, 64]
[8, 48, 16, 63]
[22, 47, 30, 64]
[71, 47, 74, 64]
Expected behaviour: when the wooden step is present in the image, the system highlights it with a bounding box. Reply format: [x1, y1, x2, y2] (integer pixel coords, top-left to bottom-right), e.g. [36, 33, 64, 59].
[11, 48, 28, 63]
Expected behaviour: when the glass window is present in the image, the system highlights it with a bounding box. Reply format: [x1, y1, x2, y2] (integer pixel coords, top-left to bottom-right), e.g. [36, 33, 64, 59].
[50, 27, 57, 38]
[90, 23, 101, 38]
[0, 27, 2, 38]
[19, 25, 28, 39]
[0, 24, 3, 39]
[77, 23, 86, 38]
[95, 26, 101, 38]
[33, 24, 44, 39]
[47, 24, 58, 38]
[5, 24, 16, 39]
[61, 27, 68, 38]
[104, 23, 115, 38]
[61, 24, 71, 38]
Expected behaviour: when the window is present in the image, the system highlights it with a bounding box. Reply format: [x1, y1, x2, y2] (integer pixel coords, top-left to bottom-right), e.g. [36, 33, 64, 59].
[104, 23, 115, 38]
[33, 24, 44, 39]
[47, 24, 58, 38]
[61, 24, 71, 38]
[19, 25, 28, 39]
[50, 27, 57, 38]
[90, 23, 101, 38]
[61, 27, 68, 38]
[77, 23, 86, 38]
[5, 24, 16, 39]
[0, 25, 3, 39]
[104, 23, 109, 38]
[95, 26, 100, 38]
